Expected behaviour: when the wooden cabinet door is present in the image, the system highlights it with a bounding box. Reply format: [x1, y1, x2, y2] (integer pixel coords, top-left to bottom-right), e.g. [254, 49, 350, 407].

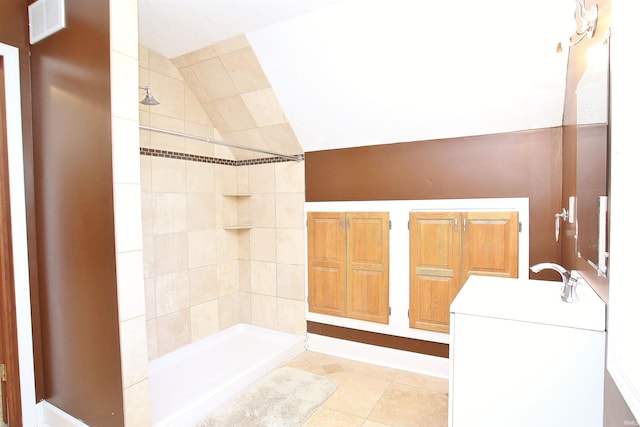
[346, 212, 389, 324]
[461, 211, 519, 287]
[307, 212, 347, 316]
[409, 212, 460, 333]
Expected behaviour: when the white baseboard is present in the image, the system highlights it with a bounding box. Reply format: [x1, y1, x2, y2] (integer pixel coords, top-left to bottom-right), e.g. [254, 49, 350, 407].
[37, 401, 90, 427]
[307, 333, 449, 379]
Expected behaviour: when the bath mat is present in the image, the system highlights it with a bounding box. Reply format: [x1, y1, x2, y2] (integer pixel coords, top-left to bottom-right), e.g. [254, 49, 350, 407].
[196, 366, 337, 427]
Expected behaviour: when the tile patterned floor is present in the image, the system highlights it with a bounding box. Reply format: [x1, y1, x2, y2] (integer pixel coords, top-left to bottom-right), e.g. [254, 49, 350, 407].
[285, 351, 448, 427]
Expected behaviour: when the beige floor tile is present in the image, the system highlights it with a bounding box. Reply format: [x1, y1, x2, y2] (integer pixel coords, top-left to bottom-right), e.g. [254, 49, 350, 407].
[303, 407, 365, 427]
[367, 382, 448, 427]
[286, 351, 341, 376]
[339, 358, 399, 382]
[393, 369, 449, 394]
[323, 371, 391, 418]
[363, 421, 392, 427]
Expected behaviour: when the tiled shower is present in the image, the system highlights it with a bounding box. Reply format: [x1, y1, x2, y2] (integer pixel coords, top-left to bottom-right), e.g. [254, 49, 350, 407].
[138, 39, 307, 360]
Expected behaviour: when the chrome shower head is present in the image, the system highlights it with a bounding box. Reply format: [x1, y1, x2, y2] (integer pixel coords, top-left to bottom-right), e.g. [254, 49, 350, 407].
[139, 85, 160, 106]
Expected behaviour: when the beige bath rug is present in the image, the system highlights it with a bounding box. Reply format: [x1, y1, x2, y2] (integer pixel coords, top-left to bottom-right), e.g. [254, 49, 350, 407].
[197, 366, 337, 427]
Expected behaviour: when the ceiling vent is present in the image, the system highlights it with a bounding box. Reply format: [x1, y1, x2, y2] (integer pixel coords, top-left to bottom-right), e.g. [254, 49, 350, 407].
[29, 0, 66, 44]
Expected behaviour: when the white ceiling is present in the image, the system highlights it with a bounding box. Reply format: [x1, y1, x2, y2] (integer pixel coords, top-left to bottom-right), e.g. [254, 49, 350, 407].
[138, 0, 578, 152]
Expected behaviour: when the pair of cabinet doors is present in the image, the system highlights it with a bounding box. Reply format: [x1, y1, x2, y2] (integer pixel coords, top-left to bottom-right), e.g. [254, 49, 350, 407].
[307, 212, 390, 324]
[307, 211, 519, 331]
[410, 211, 519, 333]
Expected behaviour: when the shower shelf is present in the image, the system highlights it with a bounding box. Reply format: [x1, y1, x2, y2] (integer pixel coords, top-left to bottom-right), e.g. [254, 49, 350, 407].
[223, 225, 253, 230]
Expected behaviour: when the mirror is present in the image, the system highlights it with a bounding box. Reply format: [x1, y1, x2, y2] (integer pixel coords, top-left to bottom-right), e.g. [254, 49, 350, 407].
[575, 39, 610, 275]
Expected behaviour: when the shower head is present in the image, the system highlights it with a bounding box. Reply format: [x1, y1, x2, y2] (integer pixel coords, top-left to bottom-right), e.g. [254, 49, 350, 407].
[139, 85, 160, 105]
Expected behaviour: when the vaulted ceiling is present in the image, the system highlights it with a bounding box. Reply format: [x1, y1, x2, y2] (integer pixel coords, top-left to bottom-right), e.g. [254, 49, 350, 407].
[138, 0, 578, 153]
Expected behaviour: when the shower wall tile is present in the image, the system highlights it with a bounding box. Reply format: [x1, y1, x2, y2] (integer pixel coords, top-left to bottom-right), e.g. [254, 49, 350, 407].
[236, 166, 249, 193]
[151, 157, 186, 193]
[249, 164, 275, 193]
[276, 192, 305, 229]
[144, 277, 156, 319]
[219, 47, 270, 93]
[116, 251, 146, 322]
[156, 309, 191, 355]
[218, 293, 241, 330]
[153, 232, 188, 275]
[189, 264, 218, 305]
[276, 228, 305, 265]
[139, 44, 150, 68]
[276, 161, 306, 193]
[250, 261, 277, 296]
[218, 229, 239, 260]
[173, 44, 219, 68]
[120, 315, 149, 388]
[212, 95, 257, 131]
[214, 34, 250, 56]
[186, 161, 215, 194]
[149, 49, 184, 81]
[238, 259, 251, 292]
[140, 44, 307, 364]
[239, 292, 252, 323]
[241, 88, 286, 127]
[152, 193, 187, 234]
[187, 230, 218, 268]
[250, 194, 276, 227]
[190, 300, 220, 341]
[139, 155, 152, 192]
[250, 228, 277, 263]
[215, 164, 238, 194]
[154, 271, 190, 316]
[146, 319, 158, 359]
[190, 57, 237, 101]
[186, 193, 216, 231]
[149, 70, 185, 120]
[142, 233, 154, 278]
[217, 260, 240, 297]
[276, 263, 306, 301]
[141, 193, 153, 235]
[185, 89, 213, 128]
[259, 123, 300, 155]
[251, 294, 277, 329]
[237, 229, 251, 260]
[202, 101, 232, 134]
[277, 299, 306, 335]
[178, 67, 210, 107]
[123, 378, 152, 427]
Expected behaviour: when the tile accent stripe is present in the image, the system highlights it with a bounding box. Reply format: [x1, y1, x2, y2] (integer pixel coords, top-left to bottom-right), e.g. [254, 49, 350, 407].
[140, 147, 304, 166]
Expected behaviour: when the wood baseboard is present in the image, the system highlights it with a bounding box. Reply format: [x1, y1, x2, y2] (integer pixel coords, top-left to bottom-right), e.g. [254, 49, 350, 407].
[307, 321, 449, 359]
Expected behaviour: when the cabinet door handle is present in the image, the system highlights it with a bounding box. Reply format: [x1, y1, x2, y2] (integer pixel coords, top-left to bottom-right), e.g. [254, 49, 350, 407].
[463, 218, 467, 233]
[454, 218, 458, 232]
[339, 218, 343, 230]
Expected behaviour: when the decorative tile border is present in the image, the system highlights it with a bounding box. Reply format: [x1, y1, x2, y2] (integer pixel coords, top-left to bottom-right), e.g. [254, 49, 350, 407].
[140, 147, 303, 166]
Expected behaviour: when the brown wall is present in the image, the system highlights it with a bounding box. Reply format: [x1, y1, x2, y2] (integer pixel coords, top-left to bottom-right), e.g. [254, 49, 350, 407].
[306, 127, 564, 280]
[28, 0, 125, 425]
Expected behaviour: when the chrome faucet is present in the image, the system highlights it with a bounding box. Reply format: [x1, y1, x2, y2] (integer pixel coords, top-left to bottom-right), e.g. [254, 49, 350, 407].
[530, 262, 579, 303]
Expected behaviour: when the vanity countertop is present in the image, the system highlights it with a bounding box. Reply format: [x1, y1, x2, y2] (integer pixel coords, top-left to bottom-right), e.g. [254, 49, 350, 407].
[450, 275, 606, 331]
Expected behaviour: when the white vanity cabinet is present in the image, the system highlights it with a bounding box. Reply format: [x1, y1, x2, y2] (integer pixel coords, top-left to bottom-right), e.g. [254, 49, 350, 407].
[448, 275, 606, 427]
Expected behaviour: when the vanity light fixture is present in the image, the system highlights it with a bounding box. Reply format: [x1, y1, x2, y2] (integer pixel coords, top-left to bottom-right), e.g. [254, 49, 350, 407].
[557, 0, 599, 52]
